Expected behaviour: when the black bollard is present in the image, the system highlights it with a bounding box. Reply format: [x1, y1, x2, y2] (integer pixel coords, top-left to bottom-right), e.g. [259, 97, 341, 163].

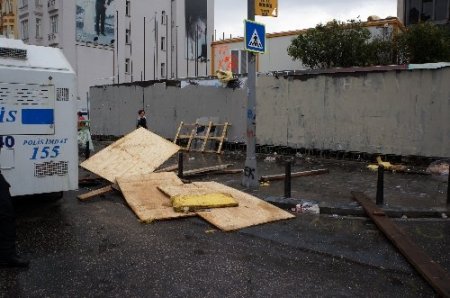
[84, 141, 90, 159]
[447, 171, 450, 206]
[376, 165, 384, 205]
[178, 152, 184, 179]
[284, 161, 291, 198]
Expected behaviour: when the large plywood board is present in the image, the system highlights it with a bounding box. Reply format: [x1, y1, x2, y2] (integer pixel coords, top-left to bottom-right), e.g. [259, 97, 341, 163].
[193, 182, 295, 231]
[81, 128, 180, 183]
[116, 172, 195, 222]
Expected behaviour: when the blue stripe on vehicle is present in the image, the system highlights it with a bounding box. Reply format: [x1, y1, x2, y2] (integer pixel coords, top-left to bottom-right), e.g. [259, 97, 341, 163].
[21, 109, 54, 125]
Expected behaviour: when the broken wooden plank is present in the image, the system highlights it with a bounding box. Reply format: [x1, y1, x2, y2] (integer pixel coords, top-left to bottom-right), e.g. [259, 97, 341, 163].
[183, 164, 233, 177]
[78, 177, 105, 187]
[352, 191, 450, 297]
[77, 185, 114, 201]
[80, 128, 180, 183]
[259, 169, 329, 182]
[215, 169, 243, 175]
[154, 164, 178, 173]
[116, 172, 195, 222]
[193, 181, 295, 231]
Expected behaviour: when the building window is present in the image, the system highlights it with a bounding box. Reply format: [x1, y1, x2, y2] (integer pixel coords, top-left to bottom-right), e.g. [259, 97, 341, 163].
[161, 11, 166, 25]
[36, 18, 42, 38]
[20, 0, 28, 8]
[35, 0, 42, 7]
[405, 0, 450, 25]
[231, 50, 248, 74]
[421, 0, 433, 21]
[125, 0, 130, 16]
[161, 36, 165, 50]
[21, 20, 29, 40]
[125, 58, 130, 74]
[435, 0, 449, 20]
[161, 63, 166, 78]
[50, 15, 58, 33]
[125, 29, 131, 44]
[5, 0, 13, 13]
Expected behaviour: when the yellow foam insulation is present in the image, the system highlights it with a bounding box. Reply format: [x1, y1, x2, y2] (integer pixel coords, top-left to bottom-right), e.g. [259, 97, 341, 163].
[158, 184, 238, 212]
[367, 156, 407, 172]
[171, 193, 238, 212]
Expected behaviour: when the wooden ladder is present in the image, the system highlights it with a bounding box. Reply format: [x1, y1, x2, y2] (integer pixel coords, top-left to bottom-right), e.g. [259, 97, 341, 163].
[173, 121, 230, 154]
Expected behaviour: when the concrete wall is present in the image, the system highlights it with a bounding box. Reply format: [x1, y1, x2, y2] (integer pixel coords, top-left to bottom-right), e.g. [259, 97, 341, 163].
[90, 80, 248, 141]
[257, 67, 450, 157]
[90, 66, 450, 157]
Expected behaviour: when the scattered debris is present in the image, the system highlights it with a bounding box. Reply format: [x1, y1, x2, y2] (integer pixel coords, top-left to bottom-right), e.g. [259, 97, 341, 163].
[193, 181, 295, 231]
[154, 164, 178, 173]
[80, 128, 296, 231]
[291, 200, 320, 214]
[264, 156, 276, 162]
[78, 177, 104, 187]
[116, 172, 195, 222]
[173, 120, 230, 154]
[183, 164, 233, 177]
[367, 156, 407, 172]
[81, 128, 180, 183]
[259, 169, 329, 182]
[77, 185, 114, 201]
[352, 191, 450, 297]
[426, 160, 449, 176]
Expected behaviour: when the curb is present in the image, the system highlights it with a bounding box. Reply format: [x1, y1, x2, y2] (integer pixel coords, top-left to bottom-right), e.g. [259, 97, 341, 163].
[265, 196, 449, 218]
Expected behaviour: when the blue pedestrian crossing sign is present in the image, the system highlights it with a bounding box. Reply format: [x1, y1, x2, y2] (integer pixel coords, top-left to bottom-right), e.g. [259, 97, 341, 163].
[245, 20, 266, 53]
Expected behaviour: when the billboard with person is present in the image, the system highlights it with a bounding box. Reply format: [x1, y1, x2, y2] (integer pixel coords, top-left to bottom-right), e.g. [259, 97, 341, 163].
[185, 0, 207, 61]
[76, 0, 115, 45]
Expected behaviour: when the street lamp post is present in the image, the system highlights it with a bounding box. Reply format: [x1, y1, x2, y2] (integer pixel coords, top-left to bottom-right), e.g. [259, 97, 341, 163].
[242, 0, 259, 188]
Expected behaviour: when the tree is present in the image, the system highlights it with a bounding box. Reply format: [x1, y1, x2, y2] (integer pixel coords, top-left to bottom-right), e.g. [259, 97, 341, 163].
[288, 19, 450, 69]
[287, 19, 374, 69]
[397, 22, 450, 64]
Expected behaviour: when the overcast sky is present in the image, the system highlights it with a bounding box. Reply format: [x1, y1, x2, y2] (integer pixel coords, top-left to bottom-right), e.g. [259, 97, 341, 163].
[214, 0, 398, 39]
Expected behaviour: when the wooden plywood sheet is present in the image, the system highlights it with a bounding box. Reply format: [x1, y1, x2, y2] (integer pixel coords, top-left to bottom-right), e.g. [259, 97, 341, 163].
[158, 184, 226, 197]
[157, 184, 238, 212]
[193, 182, 295, 231]
[116, 172, 195, 222]
[80, 128, 180, 183]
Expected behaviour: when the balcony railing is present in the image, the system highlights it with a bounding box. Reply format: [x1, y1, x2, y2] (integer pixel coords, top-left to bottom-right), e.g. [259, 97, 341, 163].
[47, 0, 58, 11]
[48, 32, 59, 45]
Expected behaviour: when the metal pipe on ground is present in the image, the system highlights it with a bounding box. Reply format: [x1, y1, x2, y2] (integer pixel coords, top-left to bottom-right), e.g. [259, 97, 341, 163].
[284, 161, 291, 198]
[376, 165, 384, 205]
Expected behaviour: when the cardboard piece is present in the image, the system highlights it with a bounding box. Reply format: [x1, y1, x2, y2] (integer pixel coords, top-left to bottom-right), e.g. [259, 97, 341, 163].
[80, 128, 180, 183]
[192, 182, 295, 231]
[116, 172, 195, 222]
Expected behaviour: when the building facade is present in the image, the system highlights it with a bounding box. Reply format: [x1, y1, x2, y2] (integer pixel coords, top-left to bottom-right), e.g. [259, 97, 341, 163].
[16, 0, 114, 112]
[398, 0, 450, 26]
[0, 0, 18, 38]
[15, 0, 214, 111]
[211, 17, 405, 75]
[115, 0, 214, 83]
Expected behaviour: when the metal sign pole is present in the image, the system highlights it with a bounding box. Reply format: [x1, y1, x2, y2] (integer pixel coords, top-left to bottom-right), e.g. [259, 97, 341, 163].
[242, 0, 259, 188]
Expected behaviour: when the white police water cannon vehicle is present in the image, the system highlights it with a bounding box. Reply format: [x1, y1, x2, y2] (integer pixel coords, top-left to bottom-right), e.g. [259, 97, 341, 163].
[0, 38, 78, 196]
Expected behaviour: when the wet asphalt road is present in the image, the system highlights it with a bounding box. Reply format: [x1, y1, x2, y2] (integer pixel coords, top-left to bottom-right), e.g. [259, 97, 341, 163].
[1, 149, 449, 297]
[0, 189, 448, 297]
